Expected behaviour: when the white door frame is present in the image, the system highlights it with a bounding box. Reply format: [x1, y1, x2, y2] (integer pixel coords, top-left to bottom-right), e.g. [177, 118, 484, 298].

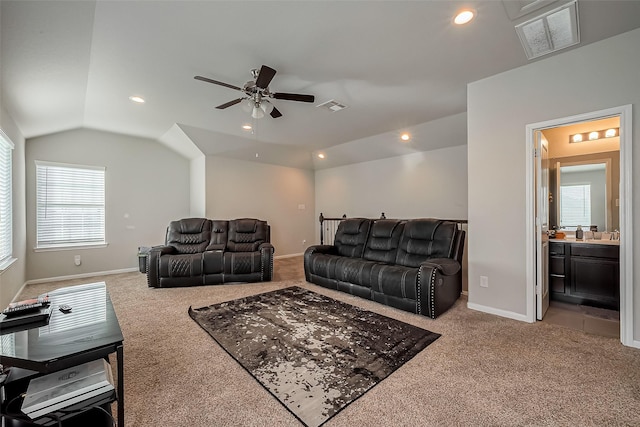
[524, 104, 635, 348]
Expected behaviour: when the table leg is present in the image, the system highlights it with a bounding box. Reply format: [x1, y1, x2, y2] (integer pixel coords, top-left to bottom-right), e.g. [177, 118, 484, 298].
[117, 344, 124, 427]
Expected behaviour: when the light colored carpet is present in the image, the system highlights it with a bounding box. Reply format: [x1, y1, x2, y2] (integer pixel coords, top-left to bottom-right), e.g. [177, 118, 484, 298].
[14, 258, 640, 426]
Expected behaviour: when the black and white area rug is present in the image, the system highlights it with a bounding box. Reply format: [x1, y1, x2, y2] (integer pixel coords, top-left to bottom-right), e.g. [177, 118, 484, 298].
[188, 286, 441, 427]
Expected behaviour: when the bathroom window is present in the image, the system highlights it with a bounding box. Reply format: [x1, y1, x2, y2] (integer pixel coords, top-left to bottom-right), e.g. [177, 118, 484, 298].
[36, 161, 106, 249]
[559, 183, 591, 230]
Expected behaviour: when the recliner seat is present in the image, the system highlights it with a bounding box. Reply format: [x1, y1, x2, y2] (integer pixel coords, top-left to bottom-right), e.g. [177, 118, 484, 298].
[304, 217, 464, 319]
[147, 218, 274, 288]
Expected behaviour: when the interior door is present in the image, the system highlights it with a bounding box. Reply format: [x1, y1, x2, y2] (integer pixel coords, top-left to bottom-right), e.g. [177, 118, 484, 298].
[536, 132, 550, 319]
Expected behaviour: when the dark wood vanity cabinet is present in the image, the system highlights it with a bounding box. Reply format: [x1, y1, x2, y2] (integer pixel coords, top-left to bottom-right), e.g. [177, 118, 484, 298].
[549, 241, 619, 310]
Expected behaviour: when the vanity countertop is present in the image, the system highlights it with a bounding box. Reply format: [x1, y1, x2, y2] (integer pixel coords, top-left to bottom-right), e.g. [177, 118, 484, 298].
[549, 237, 620, 246]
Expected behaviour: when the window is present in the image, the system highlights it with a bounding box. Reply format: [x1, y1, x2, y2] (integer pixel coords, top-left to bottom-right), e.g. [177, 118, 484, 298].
[0, 130, 14, 267]
[559, 183, 591, 230]
[36, 161, 106, 249]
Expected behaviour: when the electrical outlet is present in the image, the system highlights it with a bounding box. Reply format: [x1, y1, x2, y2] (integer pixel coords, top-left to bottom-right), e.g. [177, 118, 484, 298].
[480, 276, 489, 288]
[74, 255, 82, 266]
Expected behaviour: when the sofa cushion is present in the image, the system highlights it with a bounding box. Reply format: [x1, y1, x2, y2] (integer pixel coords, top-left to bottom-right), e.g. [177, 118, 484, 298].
[370, 263, 418, 301]
[363, 220, 404, 263]
[166, 218, 212, 254]
[227, 218, 268, 252]
[334, 218, 371, 258]
[395, 219, 457, 268]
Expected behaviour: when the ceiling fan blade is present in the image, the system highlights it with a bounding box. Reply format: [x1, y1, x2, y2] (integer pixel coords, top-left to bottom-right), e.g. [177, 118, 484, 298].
[255, 65, 276, 89]
[272, 92, 315, 103]
[270, 106, 283, 118]
[194, 75, 243, 92]
[216, 98, 244, 109]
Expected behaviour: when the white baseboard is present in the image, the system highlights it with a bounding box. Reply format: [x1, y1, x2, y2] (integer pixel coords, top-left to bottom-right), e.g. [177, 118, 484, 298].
[25, 267, 139, 285]
[275, 253, 304, 259]
[467, 301, 531, 323]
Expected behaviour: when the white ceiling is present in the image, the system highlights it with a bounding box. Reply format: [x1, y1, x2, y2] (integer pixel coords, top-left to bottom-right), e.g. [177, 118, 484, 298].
[2, 1, 640, 169]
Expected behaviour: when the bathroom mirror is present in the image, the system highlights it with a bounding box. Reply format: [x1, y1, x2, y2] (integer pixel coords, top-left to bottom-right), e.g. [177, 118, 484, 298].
[554, 158, 616, 232]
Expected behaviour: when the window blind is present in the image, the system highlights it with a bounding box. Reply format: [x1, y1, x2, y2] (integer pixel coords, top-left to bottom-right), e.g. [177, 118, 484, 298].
[36, 161, 106, 249]
[559, 184, 591, 229]
[0, 132, 13, 263]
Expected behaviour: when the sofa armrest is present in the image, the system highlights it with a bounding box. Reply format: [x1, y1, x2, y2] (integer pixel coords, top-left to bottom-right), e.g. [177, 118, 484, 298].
[303, 245, 338, 281]
[147, 245, 176, 287]
[421, 258, 461, 276]
[417, 258, 462, 319]
[259, 242, 275, 281]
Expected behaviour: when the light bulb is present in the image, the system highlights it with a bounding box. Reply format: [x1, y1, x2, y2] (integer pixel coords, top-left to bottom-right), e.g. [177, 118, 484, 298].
[454, 10, 475, 25]
[572, 134, 583, 143]
[252, 106, 264, 119]
[260, 101, 274, 114]
[242, 99, 253, 113]
[588, 131, 599, 140]
[605, 128, 617, 138]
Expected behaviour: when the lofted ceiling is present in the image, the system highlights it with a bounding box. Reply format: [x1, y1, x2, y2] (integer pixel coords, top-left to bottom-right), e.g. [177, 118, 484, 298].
[2, 1, 640, 170]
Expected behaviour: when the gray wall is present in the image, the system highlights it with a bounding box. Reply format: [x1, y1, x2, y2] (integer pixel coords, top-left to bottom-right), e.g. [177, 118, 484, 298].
[25, 128, 191, 281]
[204, 156, 316, 257]
[0, 106, 27, 307]
[467, 28, 640, 343]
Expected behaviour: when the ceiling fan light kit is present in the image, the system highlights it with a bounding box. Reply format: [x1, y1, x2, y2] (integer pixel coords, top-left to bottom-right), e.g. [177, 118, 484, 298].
[194, 65, 314, 119]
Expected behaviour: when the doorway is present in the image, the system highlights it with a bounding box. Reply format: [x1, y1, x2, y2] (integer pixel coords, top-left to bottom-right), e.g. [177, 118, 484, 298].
[525, 105, 634, 347]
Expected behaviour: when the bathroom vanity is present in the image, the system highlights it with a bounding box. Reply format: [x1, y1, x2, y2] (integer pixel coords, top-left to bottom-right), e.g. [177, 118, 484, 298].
[549, 239, 619, 310]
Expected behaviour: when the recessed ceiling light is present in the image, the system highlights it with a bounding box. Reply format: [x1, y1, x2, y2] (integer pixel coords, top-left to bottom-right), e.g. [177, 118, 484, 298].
[129, 95, 145, 103]
[242, 124, 252, 131]
[454, 9, 475, 25]
[317, 153, 325, 159]
[400, 133, 411, 141]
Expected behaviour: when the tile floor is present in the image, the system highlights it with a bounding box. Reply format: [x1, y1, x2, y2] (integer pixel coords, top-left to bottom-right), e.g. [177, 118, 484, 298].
[542, 300, 620, 338]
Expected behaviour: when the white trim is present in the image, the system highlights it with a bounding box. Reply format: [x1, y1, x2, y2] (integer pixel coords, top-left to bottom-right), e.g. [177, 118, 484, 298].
[275, 253, 304, 259]
[467, 302, 532, 323]
[34, 243, 109, 252]
[0, 129, 15, 149]
[0, 257, 17, 273]
[525, 104, 634, 347]
[24, 267, 139, 285]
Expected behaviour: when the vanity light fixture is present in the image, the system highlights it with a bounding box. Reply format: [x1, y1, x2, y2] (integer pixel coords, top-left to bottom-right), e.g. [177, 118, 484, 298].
[569, 127, 619, 143]
[454, 9, 475, 25]
[129, 95, 145, 103]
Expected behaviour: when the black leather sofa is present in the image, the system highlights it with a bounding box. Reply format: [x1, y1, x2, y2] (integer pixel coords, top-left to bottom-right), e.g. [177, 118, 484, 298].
[304, 218, 465, 319]
[147, 218, 274, 288]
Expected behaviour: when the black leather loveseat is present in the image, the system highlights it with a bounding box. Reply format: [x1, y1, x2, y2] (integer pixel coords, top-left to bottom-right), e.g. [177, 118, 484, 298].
[147, 218, 274, 288]
[304, 218, 465, 319]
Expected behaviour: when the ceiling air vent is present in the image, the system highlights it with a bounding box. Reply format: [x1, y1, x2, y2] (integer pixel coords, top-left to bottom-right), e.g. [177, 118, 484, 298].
[317, 99, 348, 112]
[515, 0, 579, 60]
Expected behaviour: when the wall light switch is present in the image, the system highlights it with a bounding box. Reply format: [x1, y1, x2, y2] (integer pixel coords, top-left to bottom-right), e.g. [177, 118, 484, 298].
[480, 276, 489, 288]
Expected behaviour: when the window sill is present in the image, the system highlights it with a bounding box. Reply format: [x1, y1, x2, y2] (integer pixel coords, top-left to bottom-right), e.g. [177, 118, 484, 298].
[34, 243, 109, 253]
[0, 257, 17, 273]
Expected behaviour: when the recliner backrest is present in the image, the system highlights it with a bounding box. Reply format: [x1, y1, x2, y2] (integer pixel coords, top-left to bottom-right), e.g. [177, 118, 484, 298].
[363, 219, 405, 263]
[165, 218, 212, 254]
[227, 218, 269, 252]
[395, 219, 457, 267]
[334, 218, 371, 258]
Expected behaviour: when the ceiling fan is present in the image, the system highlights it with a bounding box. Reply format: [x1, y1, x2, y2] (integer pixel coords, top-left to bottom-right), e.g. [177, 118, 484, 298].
[194, 65, 315, 119]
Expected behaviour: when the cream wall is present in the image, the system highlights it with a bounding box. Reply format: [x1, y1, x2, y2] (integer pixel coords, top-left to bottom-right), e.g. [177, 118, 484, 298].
[204, 156, 315, 257]
[0, 106, 27, 307]
[468, 28, 639, 343]
[25, 128, 191, 281]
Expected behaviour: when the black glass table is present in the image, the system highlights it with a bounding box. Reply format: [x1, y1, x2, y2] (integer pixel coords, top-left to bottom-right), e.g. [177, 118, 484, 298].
[0, 282, 124, 426]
